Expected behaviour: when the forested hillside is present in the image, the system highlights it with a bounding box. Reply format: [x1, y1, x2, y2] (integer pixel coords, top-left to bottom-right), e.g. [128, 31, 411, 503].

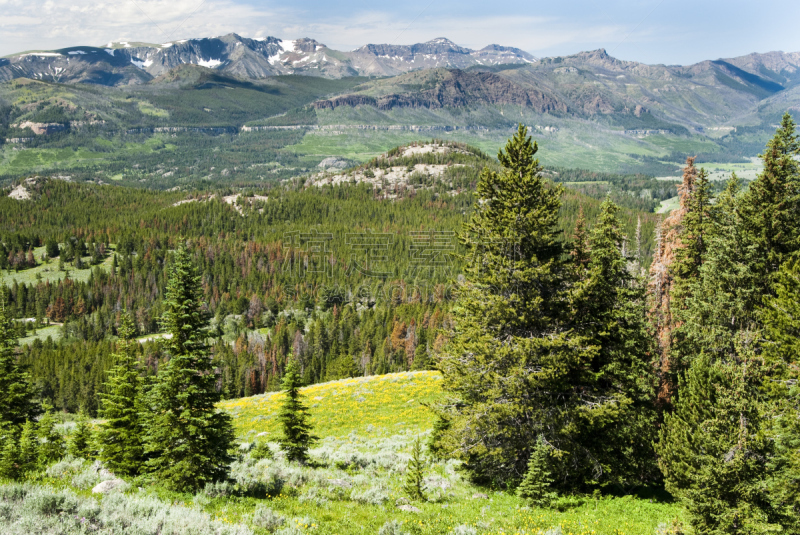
[1, 115, 799, 534]
[0, 141, 660, 412]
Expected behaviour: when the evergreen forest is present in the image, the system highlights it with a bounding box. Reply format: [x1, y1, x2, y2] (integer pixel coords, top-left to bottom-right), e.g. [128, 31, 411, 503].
[0, 113, 799, 535]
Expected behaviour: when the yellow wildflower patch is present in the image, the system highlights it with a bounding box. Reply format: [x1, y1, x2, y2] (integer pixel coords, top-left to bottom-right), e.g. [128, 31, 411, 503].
[219, 371, 444, 440]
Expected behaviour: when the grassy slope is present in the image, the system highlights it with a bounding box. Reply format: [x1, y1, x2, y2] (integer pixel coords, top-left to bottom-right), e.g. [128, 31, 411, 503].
[218, 372, 683, 535]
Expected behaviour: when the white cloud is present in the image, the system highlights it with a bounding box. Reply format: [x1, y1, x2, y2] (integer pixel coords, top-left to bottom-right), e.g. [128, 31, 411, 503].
[2, 0, 791, 65]
[0, 0, 283, 55]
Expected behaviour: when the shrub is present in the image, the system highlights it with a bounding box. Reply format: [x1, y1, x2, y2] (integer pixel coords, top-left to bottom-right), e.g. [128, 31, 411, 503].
[379, 520, 409, 535]
[350, 484, 389, 505]
[251, 439, 274, 461]
[252, 504, 285, 532]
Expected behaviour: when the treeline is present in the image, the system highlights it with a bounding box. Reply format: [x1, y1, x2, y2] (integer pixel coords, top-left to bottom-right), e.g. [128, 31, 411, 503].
[548, 166, 680, 212]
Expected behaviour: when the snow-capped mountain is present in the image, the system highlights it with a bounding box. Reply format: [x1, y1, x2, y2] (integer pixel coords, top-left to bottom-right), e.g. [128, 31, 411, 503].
[0, 35, 536, 86]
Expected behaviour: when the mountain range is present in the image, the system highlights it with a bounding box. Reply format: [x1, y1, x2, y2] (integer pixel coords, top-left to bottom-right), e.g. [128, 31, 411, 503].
[2, 34, 800, 181]
[0, 34, 535, 84]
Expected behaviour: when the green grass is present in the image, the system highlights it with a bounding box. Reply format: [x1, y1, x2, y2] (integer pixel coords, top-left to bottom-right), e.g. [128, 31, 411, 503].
[657, 196, 680, 214]
[0, 246, 114, 286]
[18, 323, 62, 345]
[137, 100, 170, 118]
[213, 372, 683, 534]
[221, 371, 443, 440]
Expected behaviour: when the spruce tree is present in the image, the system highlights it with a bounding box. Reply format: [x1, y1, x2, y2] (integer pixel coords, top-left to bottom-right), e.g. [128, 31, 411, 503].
[568, 198, 658, 486]
[516, 437, 556, 507]
[0, 297, 40, 427]
[278, 358, 316, 463]
[17, 419, 38, 473]
[98, 313, 143, 476]
[678, 175, 761, 360]
[37, 406, 64, 467]
[657, 353, 780, 533]
[0, 424, 19, 480]
[762, 255, 800, 526]
[67, 411, 93, 459]
[143, 246, 235, 492]
[740, 112, 800, 283]
[437, 128, 655, 490]
[403, 437, 426, 501]
[437, 124, 569, 486]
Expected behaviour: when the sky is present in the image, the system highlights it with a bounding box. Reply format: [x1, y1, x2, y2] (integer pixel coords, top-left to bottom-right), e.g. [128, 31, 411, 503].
[1, 0, 799, 64]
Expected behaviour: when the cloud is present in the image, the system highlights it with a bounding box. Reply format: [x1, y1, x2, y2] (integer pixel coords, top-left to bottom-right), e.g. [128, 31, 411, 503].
[0, 0, 282, 54]
[2, 0, 795, 64]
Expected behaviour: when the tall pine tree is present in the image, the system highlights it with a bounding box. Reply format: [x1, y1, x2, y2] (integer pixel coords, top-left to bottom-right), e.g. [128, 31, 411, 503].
[0, 294, 40, 427]
[278, 357, 317, 464]
[657, 352, 780, 533]
[98, 314, 143, 475]
[567, 198, 658, 487]
[436, 127, 656, 490]
[740, 112, 800, 285]
[143, 246, 234, 492]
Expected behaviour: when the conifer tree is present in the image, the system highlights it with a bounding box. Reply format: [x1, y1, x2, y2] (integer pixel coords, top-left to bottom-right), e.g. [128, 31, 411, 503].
[437, 124, 569, 486]
[403, 437, 426, 501]
[278, 357, 316, 463]
[0, 295, 40, 427]
[657, 353, 780, 533]
[37, 405, 64, 467]
[17, 419, 38, 474]
[67, 411, 93, 459]
[0, 424, 20, 480]
[740, 112, 800, 283]
[570, 206, 590, 281]
[437, 127, 655, 490]
[678, 174, 761, 360]
[98, 313, 143, 476]
[762, 255, 800, 526]
[568, 198, 658, 485]
[143, 246, 234, 492]
[672, 167, 712, 290]
[516, 437, 556, 507]
[647, 157, 699, 403]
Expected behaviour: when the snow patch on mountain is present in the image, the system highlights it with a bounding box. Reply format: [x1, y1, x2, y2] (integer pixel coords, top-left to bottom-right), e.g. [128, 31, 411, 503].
[197, 58, 222, 68]
[131, 58, 153, 69]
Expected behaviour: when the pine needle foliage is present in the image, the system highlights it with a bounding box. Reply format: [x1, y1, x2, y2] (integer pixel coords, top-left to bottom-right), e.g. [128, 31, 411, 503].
[657, 353, 781, 534]
[98, 313, 143, 476]
[143, 246, 235, 492]
[740, 112, 800, 283]
[67, 411, 94, 459]
[403, 437, 426, 501]
[0, 425, 20, 480]
[36, 406, 63, 467]
[437, 126, 657, 490]
[517, 436, 557, 507]
[17, 420, 38, 474]
[0, 295, 40, 428]
[278, 358, 317, 463]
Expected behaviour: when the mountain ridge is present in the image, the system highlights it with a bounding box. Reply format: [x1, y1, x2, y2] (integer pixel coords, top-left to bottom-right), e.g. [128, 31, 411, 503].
[0, 34, 537, 84]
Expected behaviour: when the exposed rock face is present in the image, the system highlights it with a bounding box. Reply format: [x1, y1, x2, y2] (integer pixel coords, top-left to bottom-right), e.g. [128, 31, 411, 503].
[13, 121, 68, 135]
[0, 35, 535, 86]
[318, 157, 354, 170]
[314, 69, 567, 113]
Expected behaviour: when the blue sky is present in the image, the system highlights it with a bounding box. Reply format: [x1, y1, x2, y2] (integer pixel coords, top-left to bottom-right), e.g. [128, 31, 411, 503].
[1, 0, 799, 64]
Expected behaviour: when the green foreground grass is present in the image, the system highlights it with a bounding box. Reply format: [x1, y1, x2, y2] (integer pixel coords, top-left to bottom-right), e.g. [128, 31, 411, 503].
[213, 371, 682, 535]
[1, 372, 683, 534]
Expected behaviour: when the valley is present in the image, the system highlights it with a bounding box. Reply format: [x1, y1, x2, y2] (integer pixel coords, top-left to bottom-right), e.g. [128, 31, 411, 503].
[0, 30, 799, 535]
